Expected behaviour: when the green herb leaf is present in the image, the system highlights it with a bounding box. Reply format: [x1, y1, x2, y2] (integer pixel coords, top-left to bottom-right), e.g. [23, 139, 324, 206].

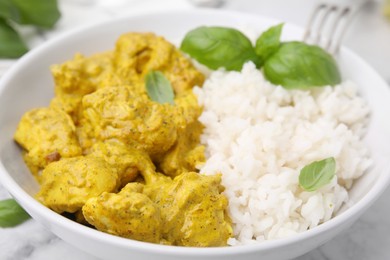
[263, 41, 342, 89]
[299, 157, 336, 192]
[180, 26, 260, 71]
[255, 23, 283, 65]
[0, 0, 60, 28]
[145, 71, 175, 104]
[0, 198, 30, 227]
[0, 18, 28, 58]
[0, 0, 19, 22]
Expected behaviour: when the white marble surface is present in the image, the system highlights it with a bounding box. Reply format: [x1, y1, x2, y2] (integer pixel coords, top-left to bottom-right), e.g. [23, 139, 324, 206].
[1, 0, 390, 259]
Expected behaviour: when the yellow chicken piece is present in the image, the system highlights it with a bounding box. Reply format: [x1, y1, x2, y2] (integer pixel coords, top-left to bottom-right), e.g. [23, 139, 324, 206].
[144, 172, 232, 247]
[50, 33, 204, 123]
[156, 121, 205, 178]
[50, 52, 118, 122]
[83, 183, 163, 244]
[89, 140, 155, 188]
[14, 107, 82, 178]
[82, 160, 232, 246]
[113, 32, 205, 95]
[36, 156, 118, 213]
[155, 91, 205, 177]
[78, 85, 183, 155]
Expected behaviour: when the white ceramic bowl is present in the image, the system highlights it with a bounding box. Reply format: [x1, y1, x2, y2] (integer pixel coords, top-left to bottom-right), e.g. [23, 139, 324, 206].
[1, 9, 390, 260]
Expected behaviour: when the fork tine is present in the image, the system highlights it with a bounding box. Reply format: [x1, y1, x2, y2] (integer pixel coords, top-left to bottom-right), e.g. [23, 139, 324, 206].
[323, 6, 350, 52]
[303, 4, 338, 46]
[303, 4, 326, 42]
[329, 2, 367, 55]
[304, 1, 369, 55]
[313, 5, 338, 45]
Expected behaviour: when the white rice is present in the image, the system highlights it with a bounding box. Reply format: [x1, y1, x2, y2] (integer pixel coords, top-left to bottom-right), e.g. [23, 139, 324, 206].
[193, 62, 372, 245]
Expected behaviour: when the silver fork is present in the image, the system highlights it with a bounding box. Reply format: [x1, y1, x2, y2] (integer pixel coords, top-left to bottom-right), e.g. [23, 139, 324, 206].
[303, 1, 370, 55]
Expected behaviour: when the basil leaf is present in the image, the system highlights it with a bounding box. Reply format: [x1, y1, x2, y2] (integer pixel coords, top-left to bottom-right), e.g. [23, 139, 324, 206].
[299, 157, 336, 192]
[0, 0, 19, 22]
[0, 0, 60, 28]
[0, 198, 30, 227]
[263, 41, 341, 89]
[145, 71, 175, 104]
[0, 18, 28, 58]
[180, 26, 260, 71]
[255, 23, 283, 65]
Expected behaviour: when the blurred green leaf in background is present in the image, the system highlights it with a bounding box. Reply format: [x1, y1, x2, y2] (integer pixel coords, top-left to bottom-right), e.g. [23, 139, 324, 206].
[0, 0, 61, 58]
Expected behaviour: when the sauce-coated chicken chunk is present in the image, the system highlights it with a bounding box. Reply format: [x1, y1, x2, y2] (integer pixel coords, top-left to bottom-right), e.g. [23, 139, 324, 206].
[144, 172, 232, 247]
[36, 157, 118, 213]
[82, 168, 232, 246]
[89, 140, 155, 188]
[50, 52, 116, 121]
[113, 32, 204, 95]
[78, 86, 182, 155]
[14, 107, 82, 178]
[83, 183, 162, 243]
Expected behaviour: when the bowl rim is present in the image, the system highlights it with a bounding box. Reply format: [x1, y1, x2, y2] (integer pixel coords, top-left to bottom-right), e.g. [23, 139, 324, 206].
[1, 8, 390, 257]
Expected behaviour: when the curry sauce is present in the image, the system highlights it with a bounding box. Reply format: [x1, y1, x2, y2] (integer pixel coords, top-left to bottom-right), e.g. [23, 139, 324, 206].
[14, 32, 232, 246]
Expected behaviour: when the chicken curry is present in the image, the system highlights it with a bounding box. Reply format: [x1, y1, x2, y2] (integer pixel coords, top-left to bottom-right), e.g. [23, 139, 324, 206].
[14, 32, 232, 246]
